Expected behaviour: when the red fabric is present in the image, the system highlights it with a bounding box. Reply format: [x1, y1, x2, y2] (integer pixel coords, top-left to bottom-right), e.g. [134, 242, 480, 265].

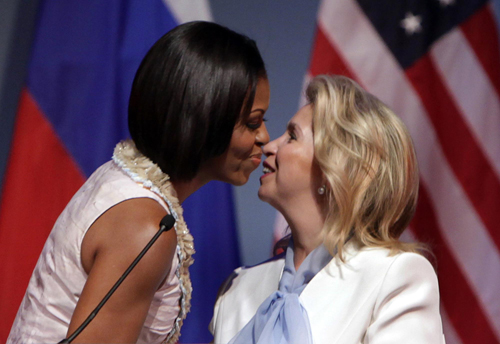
[406, 55, 500, 249]
[0, 89, 84, 341]
[461, 5, 500, 95]
[412, 184, 498, 343]
[309, 26, 357, 80]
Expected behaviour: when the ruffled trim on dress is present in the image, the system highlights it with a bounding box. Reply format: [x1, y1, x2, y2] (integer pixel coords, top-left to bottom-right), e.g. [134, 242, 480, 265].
[112, 140, 194, 344]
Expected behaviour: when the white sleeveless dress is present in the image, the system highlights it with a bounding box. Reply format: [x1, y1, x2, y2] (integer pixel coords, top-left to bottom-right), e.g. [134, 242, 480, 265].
[7, 141, 194, 344]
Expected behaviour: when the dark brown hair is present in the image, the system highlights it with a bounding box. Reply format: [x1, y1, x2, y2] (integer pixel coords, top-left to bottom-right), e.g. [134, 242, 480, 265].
[129, 21, 267, 181]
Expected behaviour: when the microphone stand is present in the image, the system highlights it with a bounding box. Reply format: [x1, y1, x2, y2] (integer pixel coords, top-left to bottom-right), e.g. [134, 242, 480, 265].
[58, 215, 176, 343]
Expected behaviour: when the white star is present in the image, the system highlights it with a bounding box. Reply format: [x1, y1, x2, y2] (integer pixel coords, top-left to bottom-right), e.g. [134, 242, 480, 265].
[439, 0, 455, 7]
[400, 12, 423, 35]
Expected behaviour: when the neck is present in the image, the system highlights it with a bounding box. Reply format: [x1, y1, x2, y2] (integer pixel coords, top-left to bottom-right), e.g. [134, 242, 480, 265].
[279, 198, 326, 271]
[171, 176, 209, 204]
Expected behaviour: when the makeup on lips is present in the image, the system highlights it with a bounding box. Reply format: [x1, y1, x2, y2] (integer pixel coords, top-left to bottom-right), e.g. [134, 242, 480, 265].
[261, 161, 275, 180]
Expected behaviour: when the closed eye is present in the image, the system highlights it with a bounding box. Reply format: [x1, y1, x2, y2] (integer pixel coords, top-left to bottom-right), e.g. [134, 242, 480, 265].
[286, 122, 297, 141]
[246, 117, 267, 130]
[246, 122, 262, 130]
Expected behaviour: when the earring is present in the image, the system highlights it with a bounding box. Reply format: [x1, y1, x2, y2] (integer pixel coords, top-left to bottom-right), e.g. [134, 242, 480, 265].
[318, 185, 326, 195]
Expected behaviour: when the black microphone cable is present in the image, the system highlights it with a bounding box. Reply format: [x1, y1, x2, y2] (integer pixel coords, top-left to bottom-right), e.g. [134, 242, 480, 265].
[58, 214, 176, 344]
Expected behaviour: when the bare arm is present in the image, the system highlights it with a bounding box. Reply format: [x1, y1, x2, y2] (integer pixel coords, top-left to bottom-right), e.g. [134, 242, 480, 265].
[67, 198, 177, 343]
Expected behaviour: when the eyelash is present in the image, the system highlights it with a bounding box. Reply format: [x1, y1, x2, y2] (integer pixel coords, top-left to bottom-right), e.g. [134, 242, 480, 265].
[288, 131, 297, 141]
[246, 117, 267, 130]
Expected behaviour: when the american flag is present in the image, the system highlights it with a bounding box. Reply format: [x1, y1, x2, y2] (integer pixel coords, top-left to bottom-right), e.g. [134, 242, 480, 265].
[289, 0, 500, 342]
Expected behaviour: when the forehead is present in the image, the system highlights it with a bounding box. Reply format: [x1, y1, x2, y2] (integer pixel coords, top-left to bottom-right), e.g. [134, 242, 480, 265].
[289, 104, 313, 129]
[252, 78, 270, 108]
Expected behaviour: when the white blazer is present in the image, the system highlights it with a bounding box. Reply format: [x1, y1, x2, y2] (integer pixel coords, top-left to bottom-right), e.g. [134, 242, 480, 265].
[211, 243, 445, 344]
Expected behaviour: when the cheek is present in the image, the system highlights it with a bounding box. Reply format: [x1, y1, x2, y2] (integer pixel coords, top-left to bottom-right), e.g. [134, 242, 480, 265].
[277, 150, 316, 189]
[228, 131, 255, 158]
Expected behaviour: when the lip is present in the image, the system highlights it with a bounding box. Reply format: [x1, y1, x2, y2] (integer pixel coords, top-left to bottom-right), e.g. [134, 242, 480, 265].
[250, 153, 262, 166]
[260, 161, 275, 181]
[263, 161, 274, 171]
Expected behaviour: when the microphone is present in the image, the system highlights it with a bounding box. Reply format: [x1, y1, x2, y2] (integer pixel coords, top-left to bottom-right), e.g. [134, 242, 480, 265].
[159, 214, 176, 232]
[58, 214, 176, 343]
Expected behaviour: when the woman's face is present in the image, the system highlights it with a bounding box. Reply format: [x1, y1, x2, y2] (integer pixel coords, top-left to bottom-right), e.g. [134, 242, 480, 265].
[203, 78, 271, 186]
[258, 104, 322, 211]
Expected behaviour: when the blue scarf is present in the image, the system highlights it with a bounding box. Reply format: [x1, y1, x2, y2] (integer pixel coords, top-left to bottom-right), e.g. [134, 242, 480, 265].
[229, 240, 332, 344]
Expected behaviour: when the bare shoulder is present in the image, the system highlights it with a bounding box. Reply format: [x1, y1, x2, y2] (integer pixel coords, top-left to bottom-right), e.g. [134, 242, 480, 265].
[71, 198, 178, 342]
[81, 197, 177, 280]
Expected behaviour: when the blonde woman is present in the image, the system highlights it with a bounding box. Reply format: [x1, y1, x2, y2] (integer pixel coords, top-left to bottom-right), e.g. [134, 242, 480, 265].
[211, 75, 445, 344]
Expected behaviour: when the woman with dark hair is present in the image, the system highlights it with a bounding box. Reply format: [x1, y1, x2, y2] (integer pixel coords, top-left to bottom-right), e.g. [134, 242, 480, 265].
[211, 75, 445, 343]
[8, 21, 269, 344]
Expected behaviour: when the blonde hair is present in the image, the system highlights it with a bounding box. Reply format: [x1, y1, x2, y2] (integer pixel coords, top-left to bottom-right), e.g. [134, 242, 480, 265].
[307, 75, 420, 259]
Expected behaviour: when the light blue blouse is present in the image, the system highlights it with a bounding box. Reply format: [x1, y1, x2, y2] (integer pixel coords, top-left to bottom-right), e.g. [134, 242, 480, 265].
[228, 240, 332, 344]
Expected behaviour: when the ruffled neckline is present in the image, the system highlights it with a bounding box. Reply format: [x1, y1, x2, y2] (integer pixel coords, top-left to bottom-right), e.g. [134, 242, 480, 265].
[112, 140, 194, 344]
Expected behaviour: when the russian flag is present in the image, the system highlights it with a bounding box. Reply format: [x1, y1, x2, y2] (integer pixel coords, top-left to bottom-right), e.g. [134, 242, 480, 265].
[0, 1, 240, 343]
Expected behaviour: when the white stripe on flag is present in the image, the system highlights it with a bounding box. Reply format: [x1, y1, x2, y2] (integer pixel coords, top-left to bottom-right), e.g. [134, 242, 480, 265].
[440, 306, 464, 344]
[162, 0, 212, 23]
[431, 28, 500, 178]
[318, 0, 500, 339]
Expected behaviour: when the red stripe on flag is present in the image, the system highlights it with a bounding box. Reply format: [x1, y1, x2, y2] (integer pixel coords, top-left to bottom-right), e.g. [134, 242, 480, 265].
[412, 184, 499, 343]
[309, 25, 357, 80]
[0, 89, 85, 341]
[406, 55, 500, 251]
[460, 5, 500, 96]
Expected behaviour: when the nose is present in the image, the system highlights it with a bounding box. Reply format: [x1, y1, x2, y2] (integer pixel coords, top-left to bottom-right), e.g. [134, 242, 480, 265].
[262, 135, 279, 157]
[256, 122, 270, 147]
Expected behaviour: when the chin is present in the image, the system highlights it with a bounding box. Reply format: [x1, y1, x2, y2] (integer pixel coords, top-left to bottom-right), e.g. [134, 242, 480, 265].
[231, 179, 247, 186]
[226, 173, 250, 186]
[257, 188, 271, 203]
[258, 187, 283, 212]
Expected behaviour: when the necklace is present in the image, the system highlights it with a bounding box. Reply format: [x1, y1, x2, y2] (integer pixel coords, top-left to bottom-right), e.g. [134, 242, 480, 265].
[113, 140, 194, 344]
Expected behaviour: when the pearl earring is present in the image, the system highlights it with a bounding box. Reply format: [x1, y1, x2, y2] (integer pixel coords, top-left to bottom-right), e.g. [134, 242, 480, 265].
[318, 185, 326, 195]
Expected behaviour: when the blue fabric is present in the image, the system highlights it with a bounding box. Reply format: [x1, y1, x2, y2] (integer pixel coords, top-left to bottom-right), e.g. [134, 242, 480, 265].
[229, 240, 332, 344]
[28, 0, 177, 176]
